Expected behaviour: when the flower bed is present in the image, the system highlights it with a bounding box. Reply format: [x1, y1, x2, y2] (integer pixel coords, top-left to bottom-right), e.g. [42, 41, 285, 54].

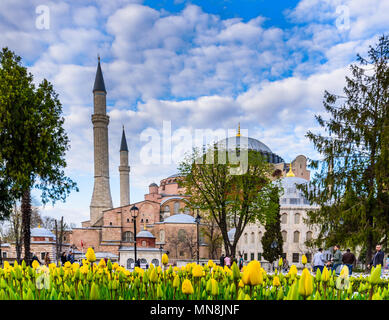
[0, 248, 387, 300]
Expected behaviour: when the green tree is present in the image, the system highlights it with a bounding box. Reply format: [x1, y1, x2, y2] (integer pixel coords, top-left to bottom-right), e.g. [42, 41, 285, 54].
[261, 186, 283, 267]
[300, 35, 389, 265]
[178, 143, 280, 258]
[0, 48, 78, 264]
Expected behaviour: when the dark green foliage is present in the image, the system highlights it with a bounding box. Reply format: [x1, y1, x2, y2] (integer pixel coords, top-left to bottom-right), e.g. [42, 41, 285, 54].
[261, 186, 283, 265]
[0, 48, 78, 262]
[299, 35, 389, 264]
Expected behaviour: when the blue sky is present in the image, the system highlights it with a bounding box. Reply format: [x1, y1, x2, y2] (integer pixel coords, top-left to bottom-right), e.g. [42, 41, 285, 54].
[0, 0, 387, 225]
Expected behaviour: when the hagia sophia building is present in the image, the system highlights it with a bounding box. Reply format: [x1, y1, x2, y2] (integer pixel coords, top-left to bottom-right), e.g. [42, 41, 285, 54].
[1, 59, 319, 268]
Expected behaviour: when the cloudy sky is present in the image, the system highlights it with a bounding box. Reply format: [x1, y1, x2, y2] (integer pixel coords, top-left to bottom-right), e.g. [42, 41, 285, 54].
[1, 0, 387, 225]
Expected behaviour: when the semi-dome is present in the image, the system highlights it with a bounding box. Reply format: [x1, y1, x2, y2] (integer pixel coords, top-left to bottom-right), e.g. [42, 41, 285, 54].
[279, 176, 312, 206]
[31, 227, 55, 238]
[163, 213, 195, 224]
[136, 230, 155, 238]
[149, 182, 158, 187]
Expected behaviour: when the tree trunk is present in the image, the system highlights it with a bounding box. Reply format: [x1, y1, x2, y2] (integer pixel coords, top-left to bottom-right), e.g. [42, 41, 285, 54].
[21, 188, 32, 266]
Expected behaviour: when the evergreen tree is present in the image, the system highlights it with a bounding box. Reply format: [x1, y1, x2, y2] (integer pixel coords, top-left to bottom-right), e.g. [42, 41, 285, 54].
[261, 186, 283, 267]
[300, 35, 389, 265]
[0, 48, 78, 264]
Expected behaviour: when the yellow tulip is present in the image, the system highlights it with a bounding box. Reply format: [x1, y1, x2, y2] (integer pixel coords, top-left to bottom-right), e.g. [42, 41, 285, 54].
[278, 258, 283, 268]
[98, 259, 106, 269]
[86, 248, 96, 263]
[370, 265, 381, 285]
[211, 279, 219, 296]
[273, 276, 281, 287]
[207, 260, 214, 268]
[192, 265, 203, 278]
[162, 254, 169, 265]
[173, 275, 180, 288]
[321, 266, 330, 282]
[32, 260, 39, 269]
[242, 260, 263, 286]
[298, 268, 313, 298]
[181, 279, 194, 295]
[238, 280, 244, 288]
[301, 254, 307, 265]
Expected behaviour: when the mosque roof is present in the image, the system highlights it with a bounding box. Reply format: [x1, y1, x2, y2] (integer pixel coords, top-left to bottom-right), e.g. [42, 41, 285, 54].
[31, 227, 55, 238]
[161, 213, 196, 224]
[149, 183, 158, 187]
[136, 230, 156, 238]
[93, 57, 106, 93]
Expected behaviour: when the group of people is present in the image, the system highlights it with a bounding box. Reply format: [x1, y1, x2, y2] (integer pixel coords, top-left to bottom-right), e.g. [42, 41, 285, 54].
[219, 254, 240, 269]
[60, 251, 75, 265]
[30, 252, 50, 267]
[313, 244, 386, 275]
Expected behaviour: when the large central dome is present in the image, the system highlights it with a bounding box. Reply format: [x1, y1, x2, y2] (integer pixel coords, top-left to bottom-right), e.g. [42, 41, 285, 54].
[217, 135, 272, 153]
[215, 135, 284, 164]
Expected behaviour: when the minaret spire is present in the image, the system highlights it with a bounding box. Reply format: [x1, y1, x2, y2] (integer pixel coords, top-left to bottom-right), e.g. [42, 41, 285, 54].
[236, 123, 241, 137]
[119, 126, 130, 207]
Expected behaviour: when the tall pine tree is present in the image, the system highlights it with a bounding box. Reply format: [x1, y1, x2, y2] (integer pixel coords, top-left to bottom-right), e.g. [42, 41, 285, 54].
[300, 35, 389, 265]
[261, 186, 283, 267]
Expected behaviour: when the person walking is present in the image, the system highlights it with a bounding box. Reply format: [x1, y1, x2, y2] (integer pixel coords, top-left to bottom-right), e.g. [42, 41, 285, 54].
[368, 244, 384, 275]
[30, 252, 41, 267]
[313, 248, 325, 273]
[60, 252, 67, 265]
[342, 249, 356, 275]
[219, 254, 225, 267]
[224, 254, 231, 268]
[44, 252, 51, 266]
[238, 254, 244, 270]
[331, 245, 343, 274]
[282, 257, 289, 272]
[67, 250, 75, 264]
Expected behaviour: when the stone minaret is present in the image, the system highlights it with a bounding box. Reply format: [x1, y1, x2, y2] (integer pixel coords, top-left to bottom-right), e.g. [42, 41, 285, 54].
[90, 57, 113, 226]
[119, 127, 130, 207]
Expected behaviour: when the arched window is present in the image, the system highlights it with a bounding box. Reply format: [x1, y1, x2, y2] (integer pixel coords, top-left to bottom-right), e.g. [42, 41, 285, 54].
[282, 230, 287, 242]
[160, 230, 165, 242]
[184, 206, 190, 214]
[258, 232, 262, 243]
[141, 240, 146, 247]
[164, 205, 170, 214]
[151, 258, 159, 267]
[250, 232, 255, 244]
[174, 201, 180, 214]
[306, 231, 313, 241]
[281, 213, 287, 224]
[140, 258, 147, 264]
[244, 233, 248, 244]
[294, 213, 300, 224]
[293, 231, 300, 243]
[122, 231, 134, 242]
[127, 258, 134, 269]
[178, 229, 186, 241]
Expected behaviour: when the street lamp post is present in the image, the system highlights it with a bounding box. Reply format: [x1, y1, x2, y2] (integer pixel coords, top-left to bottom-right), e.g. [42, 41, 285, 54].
[195, 210, 202, 265]
[131, 205, 139, 269]
[159, 244, 163, 267]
